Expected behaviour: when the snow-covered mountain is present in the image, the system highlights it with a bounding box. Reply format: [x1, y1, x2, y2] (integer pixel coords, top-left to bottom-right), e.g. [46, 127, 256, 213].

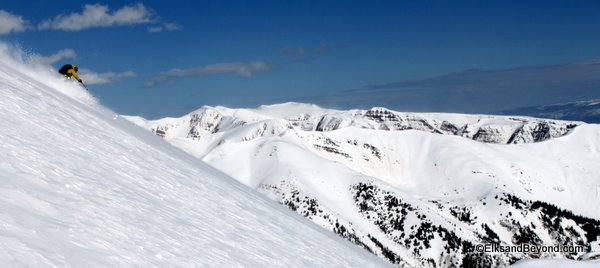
[0, 44, 389, 267]
[499, 99, 600, 123]
[132, 103, 581, 146]
[127, 103, 600, 267]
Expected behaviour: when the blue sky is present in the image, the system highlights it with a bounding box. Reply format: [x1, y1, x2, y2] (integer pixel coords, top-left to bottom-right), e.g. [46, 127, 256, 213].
[2, 0, 600, 118]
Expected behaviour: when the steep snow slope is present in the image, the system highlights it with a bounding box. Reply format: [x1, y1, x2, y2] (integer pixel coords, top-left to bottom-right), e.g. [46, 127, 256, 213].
[0, 44, 389, 267]
[128, 103, 600, 267]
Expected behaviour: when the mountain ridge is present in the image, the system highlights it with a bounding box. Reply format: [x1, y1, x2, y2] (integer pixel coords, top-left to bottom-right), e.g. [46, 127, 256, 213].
[127, 102, 600, 267]
[499, 98, 600, 123]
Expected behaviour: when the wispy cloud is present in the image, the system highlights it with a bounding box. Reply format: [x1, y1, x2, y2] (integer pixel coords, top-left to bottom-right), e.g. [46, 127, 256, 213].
[279, 42, 345, 63]
[80, 69, 136, 85]
[0, 10, 28, 34]
[148, 22, 181, 32]
[30, 48, 77, 65]
[313, 44, 329, 54]
[145, 61, 278, 88]
[284, 60, 600, 114]
[38, 3, 154, 31]
[280, 43, 346, 56]
[280, 47, 307, 55]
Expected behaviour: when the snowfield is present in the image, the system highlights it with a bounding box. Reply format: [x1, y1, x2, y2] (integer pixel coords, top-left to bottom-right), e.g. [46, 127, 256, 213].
[0, 43, 390, 267]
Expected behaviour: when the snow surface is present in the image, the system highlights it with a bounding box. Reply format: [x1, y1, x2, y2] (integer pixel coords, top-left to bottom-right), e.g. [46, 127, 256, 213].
[0, 42, 390, 267]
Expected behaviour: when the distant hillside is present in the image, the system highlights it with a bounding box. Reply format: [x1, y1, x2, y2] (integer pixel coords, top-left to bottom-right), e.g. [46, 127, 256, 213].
[127, 102, 600, 267]
[500, 99, 600, 123]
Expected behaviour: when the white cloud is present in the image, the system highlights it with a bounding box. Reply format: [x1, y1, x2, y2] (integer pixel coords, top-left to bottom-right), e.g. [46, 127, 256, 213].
[30, 49, 77, 65]
[148, 22, 181, 33]
[80, 69, 136, 85]
[146, 62, 277, 88]
[38, 3, 154, 31]
[0, 10, 28, 35]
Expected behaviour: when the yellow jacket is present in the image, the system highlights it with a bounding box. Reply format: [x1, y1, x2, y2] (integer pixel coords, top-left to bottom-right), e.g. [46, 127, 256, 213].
[67, 68, 82, 82]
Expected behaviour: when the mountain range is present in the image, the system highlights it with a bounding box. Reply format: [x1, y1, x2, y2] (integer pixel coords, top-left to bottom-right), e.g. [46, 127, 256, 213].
[126, 103, 600, 267]
[499, 99, 600, 123]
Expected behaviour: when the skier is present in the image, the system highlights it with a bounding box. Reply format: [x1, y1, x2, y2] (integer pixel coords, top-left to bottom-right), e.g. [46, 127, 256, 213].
[58, 64, 83, 83]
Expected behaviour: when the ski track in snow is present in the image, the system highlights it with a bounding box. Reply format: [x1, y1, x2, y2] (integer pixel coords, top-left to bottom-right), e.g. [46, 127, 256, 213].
[0, 44, 390, 267]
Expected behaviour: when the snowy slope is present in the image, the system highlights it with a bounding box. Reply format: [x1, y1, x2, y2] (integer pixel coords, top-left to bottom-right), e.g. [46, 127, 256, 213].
[128, 103, 600, 267]
[0, 43, 390, 267]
